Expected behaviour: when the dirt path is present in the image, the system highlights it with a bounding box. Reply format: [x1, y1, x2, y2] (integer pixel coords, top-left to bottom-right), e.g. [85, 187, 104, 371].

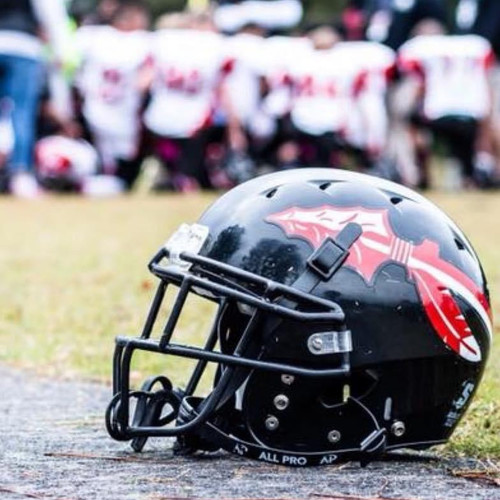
[0, 365, 498, 500]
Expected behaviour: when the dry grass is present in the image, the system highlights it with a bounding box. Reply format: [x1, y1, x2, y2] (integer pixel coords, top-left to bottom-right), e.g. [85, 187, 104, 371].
[0, 193, 215, 380]
[0, 190, 498, 459]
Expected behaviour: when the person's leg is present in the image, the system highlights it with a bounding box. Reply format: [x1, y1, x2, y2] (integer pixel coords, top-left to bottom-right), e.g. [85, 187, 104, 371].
[3, 55, 42, 174]
[317, 132, 346, 167]
[0, 56, 6, 94]
[448, 119, 478, 182]
[431, 116, 479, 182]
[0, 59, 11, 187]
[409, 112, 434, 189]
[115, 157, 143, 190]
[177, 129, 211, 188]
[271, 117, 300, 169]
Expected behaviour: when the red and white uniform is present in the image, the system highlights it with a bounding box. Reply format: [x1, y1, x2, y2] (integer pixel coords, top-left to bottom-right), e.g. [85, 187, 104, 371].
[261, 36, 311, 119]
[225, 33, 267, 133]
[334, 41, 396, 153]
[144, 29, 232, 139]
[398, 35, 494, 120]
[76, 25, 151, 164]
[286, 46, 369, 137]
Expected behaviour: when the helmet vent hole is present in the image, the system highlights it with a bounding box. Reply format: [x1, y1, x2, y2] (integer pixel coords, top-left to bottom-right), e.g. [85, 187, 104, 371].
[342, 384, 350, 403]
[265, 188, 278, 199]
[390, 197, 403, 205]
[319, 182, 331, 191]
[455, 238, 465, 250]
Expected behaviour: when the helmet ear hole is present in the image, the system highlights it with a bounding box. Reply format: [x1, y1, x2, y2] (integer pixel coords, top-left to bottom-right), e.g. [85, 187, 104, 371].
[343, 384, 351, 402]
[317, 384, 345, 409]
[318, 371, 378, 409]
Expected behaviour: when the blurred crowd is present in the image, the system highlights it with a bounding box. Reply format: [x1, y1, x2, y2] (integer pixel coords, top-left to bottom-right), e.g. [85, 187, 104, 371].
[1, 0, 500, 197]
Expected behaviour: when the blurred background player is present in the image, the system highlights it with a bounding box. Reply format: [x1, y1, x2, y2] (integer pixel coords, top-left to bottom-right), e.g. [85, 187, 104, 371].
[285, 25, 350, 167]
[334, 36, 396, 177]
[455, 0, 500, 185]
[75, 0, 152, 190]
[0, 0, 73, 197]
[273, 24, 391, 172]
[223, 23, 269, 182]
[257, 32, 312, 169]
[398, 19, 495, 188]
[143, 13, 243, 191]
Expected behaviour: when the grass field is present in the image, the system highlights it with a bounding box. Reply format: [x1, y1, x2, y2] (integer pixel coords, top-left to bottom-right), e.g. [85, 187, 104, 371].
[0, 190, 498, 461]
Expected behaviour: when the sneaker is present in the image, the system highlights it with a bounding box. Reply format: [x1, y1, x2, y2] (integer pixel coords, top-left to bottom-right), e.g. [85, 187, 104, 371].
[9, 172, 42, 199]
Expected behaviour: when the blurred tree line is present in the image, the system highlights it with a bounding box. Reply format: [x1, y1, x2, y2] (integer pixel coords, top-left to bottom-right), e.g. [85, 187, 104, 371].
[146, 0, 459, 23]
[146, 0, 346, 19]
[75, 0, 459, 25]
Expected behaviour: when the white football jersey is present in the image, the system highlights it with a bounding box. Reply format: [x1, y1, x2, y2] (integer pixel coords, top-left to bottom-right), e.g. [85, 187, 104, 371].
[398, 34, 494, 119]
[335, 41, 396, 94]
[288, 46, 369, 137]
[144, 29, 232, 138]
[334, 41, 396, 151]
[225, 33, 266, 127]
[261, 36, 312, 118]
[76, 25, 151, 143]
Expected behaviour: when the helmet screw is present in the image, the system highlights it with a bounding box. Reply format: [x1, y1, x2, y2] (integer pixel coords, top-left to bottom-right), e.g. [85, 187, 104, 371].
[281, 374, 295, 385]
[273, 394, 290, 411]
[391, 421, 406, 437]
[311, 337, 323, 351]
[265, 415, 279, 431]
[328, 430, 341, 444]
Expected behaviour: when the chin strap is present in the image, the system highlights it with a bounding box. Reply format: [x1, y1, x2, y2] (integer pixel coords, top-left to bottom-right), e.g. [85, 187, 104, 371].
[175, 395, 387, 467]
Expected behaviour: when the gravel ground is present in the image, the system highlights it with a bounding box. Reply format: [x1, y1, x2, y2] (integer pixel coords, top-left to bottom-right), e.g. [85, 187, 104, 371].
[0, 365, 499, 500]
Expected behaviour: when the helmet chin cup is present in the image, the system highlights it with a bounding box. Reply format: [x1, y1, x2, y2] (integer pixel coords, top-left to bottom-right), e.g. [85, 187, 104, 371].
[130, 376, 181, 452]
[105, 375, 182, 451]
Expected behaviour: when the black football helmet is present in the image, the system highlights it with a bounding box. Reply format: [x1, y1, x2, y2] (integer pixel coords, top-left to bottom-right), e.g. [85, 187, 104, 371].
[106, 169, 492, 466]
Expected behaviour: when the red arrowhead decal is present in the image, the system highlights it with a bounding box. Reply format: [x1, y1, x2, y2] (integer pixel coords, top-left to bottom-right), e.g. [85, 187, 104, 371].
[267, 205, 492, 362]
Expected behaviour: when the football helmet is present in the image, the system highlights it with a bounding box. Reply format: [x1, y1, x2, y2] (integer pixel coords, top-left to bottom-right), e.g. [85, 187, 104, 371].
[106, 169, 492, 466]
[35, 135, 98, 192]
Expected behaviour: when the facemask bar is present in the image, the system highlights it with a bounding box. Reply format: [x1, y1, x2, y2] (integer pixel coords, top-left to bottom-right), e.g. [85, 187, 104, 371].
[107, 246, 351, 444]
